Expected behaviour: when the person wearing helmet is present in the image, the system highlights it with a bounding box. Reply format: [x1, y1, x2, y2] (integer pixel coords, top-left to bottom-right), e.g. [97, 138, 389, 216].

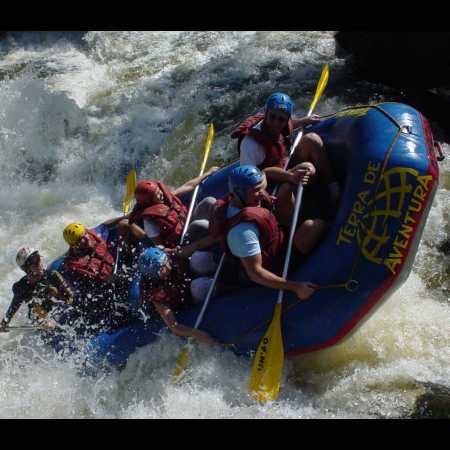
[102, 167, 220, 268]
[0, 247, 74, 333]
[61, 223, 141, 333]
[137, 246, 218, 346]
[61, 223, 132, 333]
[205, 165, 319, 300]
[232, 92, 341, 217]
[62, 223, 115, 286]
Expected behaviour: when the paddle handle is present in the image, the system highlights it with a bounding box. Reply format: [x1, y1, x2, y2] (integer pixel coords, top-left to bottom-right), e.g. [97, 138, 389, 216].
[194, 253, 225, 329]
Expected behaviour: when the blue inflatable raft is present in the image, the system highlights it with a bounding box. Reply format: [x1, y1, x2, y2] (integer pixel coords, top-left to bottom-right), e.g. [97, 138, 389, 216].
[48, 102, 441, 372]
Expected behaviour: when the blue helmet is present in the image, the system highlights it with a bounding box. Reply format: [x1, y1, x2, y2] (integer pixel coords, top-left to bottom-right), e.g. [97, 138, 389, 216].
[228, 164, 263, 202]
[265, 92, 294, 116]
[138, 247, 168, 279]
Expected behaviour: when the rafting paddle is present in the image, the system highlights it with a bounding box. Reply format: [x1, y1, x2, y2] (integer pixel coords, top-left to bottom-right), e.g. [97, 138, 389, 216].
[173, 123, 216, 379]
[179, 123, 215, 245]
[114, 168, 137, 274]
[248, 64, 329, 403]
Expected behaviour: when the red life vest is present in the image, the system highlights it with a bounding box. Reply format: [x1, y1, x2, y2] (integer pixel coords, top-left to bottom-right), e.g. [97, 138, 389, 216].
[231, 112, 294, 170]
[209, 194, 284, 273]
[140, 256, 192, 311]
[128, 181, 188, 248]
[63, 230, 114, 283]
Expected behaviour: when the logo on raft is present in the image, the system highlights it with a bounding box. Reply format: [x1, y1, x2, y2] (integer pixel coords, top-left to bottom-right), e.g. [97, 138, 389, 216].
[336, 161, 435, 275]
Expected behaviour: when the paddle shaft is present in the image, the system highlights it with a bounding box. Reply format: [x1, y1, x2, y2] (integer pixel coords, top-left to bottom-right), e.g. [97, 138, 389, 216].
[193, 253, 225, 329]
[179, 123, 215, 246]
[276, 123, 309, 303]
[114, 170, 137, 275]
[5, 325, 39, 331]
[179, 184, 200, 246]
[274, 82, 327, 302]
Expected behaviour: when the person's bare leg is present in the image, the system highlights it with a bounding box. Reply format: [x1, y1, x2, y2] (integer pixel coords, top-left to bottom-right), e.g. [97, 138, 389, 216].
[275, 182, 295, 227]
[292, 133, 340, 206]
[294, 219, 328, 255]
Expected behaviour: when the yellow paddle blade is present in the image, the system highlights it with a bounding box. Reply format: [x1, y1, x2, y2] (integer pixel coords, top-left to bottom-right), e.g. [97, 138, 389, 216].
[122, 169, 137, 214]
[308, 64, 329, 115]
[199, 123, 215, 175]
[173, 346, 189, 380]
[248, 303, 284, 403]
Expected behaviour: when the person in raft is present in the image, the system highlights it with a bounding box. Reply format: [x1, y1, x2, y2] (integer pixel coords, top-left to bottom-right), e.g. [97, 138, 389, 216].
[0, 247, 75, 333]
[103, 167, 219, 267]
[182, 165, 319, 299]
[60, 223, 136, 333]
[137, 246, 219, 346]
[232, 92, 341, 223]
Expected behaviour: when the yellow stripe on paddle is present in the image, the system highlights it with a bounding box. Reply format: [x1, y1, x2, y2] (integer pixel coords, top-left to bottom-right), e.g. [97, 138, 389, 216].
[123, 169, 137, 214]
[248, 64, 330, 403]
[248, 303, 283, 402]
[308, 64, 329, 115]
[200, 123, 215, 175]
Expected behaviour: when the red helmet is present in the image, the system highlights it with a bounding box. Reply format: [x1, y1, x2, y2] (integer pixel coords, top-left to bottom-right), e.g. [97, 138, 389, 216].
[134, 180, 161, 205]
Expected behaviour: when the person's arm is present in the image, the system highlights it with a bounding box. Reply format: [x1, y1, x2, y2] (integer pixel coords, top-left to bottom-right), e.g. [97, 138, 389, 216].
[292, 114, 321, 130]
[50, 271, 74, 304]
[153, 302, 218, 345]
[240, 253, 317, 300]
[173, 166, 220, 197]
[263, 167, 296, 184]
[129, 222, 147, 241]
[0, 293, 26, 330]
[263, 165, 314, 186]
[102, 214, 130, 228]
[178, 234, 221, 259]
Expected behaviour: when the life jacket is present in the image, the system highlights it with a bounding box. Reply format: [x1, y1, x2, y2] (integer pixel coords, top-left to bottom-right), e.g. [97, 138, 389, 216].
[128, 180, 188, 248]
[209, 194, 284, 273]
[231, 112, 294, 170]
[140, 255, 192, 312]
[63, 230, 114, 284]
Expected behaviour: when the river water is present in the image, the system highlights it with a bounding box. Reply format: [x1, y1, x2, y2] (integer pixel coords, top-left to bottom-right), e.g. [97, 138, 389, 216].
[0, 31, 448, 418]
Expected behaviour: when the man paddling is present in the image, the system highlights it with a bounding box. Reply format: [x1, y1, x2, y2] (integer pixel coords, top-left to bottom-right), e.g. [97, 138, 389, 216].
[183, 165, 320, 298]
[60, 223, 136, 334]
[137, 246, 219, 346]
[103, 167, 219, 268]
[233, 92, 341, 214]
[0, 247, 74, 333]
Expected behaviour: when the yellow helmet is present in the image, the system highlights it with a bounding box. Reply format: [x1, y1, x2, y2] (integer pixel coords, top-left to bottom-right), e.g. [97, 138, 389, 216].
[63, 223, 86, 246]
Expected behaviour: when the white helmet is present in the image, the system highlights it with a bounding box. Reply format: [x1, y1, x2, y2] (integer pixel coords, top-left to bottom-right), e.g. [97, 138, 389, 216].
[16, 246, 39, 268]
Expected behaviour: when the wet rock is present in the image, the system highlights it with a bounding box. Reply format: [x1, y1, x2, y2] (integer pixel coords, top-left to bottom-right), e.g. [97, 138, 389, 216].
[335, 32, 450, 89]
[335, 32, 450, 133]
[410, 382, 450, 419]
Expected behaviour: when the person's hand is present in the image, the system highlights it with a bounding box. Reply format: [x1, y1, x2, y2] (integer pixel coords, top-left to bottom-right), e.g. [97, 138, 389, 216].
[302, 114, 321, 126]
[38, 318, 57, 332]
[197, 330, 219, 346]
[164, 246, 182, 258]
[205, 166, 220, 177]
[288, 163, 316, 186]
[45, 285, 59, 300]
[292, 282, 318, 300]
